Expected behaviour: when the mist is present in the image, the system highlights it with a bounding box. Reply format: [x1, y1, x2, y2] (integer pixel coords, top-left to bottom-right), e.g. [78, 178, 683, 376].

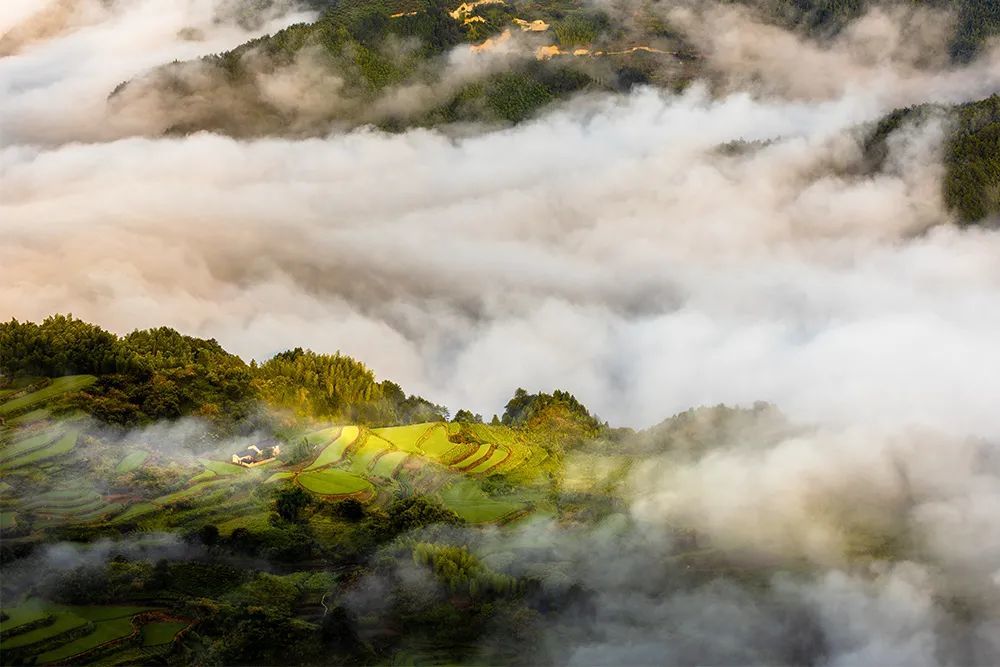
[3, 2, 1000, 664]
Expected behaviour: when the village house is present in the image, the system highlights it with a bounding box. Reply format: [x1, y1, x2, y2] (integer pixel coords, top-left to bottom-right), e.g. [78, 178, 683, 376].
[232, 444, 280, 467]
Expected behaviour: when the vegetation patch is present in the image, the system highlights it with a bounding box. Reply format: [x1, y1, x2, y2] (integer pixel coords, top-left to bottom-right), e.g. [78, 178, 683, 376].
[0, 375, 96, 416]
[305, 425, 360, 470]
[370, 450, 410, 478]
[347, 434, 394, 474]
[2, 429, 81, 469]
[296, 469, 374, 497]
[115, 450, 148, 473]
[438, 478, 525, 523]
[198, 458, 248, 476]
[140, 620, 188, 646]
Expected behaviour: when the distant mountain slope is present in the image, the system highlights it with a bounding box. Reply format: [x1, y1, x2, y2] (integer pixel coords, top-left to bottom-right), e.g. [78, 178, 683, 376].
[863, 94, 1000, 225]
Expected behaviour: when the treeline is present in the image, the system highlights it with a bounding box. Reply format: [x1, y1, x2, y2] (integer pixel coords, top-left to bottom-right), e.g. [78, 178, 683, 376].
[863, 94, 1000, 225]
[739, 0, 1000, 61]
[111, 0, 660, 137]
[501, 387, 603, 442]
[255, 347, 448, 424]
[0, 315, 444, 428]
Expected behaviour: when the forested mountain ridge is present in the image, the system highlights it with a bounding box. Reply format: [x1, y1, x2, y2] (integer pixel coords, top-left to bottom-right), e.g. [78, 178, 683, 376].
[102, 0, 1000, 225]
[0, 315, 448, 431]
[0, 314, 628, 664]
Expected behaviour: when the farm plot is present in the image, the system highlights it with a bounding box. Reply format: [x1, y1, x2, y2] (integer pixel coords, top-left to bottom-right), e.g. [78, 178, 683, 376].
[347, 435, 394, 475]
[37, 607, 155, 664]
[413, 424, 459, 460]
[1, 609, 90, 651]
[141, 620, 188, 646]
[0, 599, 50, 635]
[265, 471, 294, 484]
[6, 408, 51, 427]
[296, 469, 373, 498]
[112, 502, 158, 524]
[2, 429, 81, 469]
[301, 425, 342, 446]
[305, 425, 359, 470]
[115, 450, 148, 473]
[0, 602, 156, 664]
[463, 446, 510, 475]
[370, 450, 410, 478]
[20, 485, 121, 525]
[371, 423, 434, 454]
[438, 478, 525, 524]
[198, 459, 247, 477]
[155, 478, 234, 506]
[0, 375, 96, 416]
[0, 427, 64, 462]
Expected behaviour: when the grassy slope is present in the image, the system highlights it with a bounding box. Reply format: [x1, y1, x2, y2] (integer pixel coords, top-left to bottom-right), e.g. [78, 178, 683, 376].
[0, 375, 95, 416]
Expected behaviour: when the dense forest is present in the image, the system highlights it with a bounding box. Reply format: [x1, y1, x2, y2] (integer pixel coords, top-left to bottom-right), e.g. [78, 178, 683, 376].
[0, 315, 448, 431]
[105, 0, 1000, 225]
[863, 94, 1000, 224]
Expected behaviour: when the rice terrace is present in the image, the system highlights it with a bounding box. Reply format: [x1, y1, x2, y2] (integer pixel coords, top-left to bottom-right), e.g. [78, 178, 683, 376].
[0, 340, 633, 664]
[3, 0, 1000, 664]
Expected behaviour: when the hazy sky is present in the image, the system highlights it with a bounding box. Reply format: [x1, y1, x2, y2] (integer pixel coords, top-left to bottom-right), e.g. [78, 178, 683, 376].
[2, 0, 1000, 434]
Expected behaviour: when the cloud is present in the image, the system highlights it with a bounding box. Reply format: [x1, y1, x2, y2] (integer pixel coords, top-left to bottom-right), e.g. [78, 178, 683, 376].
[3, 79, 999, 433]
[3, 6, 1000, 664]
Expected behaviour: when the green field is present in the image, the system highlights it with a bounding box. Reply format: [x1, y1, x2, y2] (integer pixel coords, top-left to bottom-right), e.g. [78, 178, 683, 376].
[296, 469, 373, 497]
[6, 408, 51, 426]
[198, 458, 247, 476]
[372, 423, 433, 454]
[347, 434, 393, 474]
[305, 425, 359, 470]
[414, 424, 458, 459]
[1, 610, 89, 650]
[115, 450, 149, 473]
[0, 427, 64, 462]
[140, 620, 188, 646]
[0, 600, 50, 634]
[465, 446, 510, 474]
[370, 450, 410, 478]
[0, 375, 96, 416]
[35, 606, 155, 664]
[301, 425, 342, 446]
[2, 429, 81, 469]
[111, 502, 159, 523]
[0, 602, 155, 664]
[438, 479, 525, 523]
[0, 511, 16, 529]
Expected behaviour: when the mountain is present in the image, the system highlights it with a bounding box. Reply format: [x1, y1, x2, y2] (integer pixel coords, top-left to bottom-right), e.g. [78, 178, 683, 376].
[103, 0, 1000, 225]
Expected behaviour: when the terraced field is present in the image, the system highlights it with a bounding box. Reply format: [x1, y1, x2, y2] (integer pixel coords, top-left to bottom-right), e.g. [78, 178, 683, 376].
[305, 425, 359, 470]
[115, 450, 148, 473]
[370, 450, 410, 478]
[0, 375, 95, 416]
[198, 458, 247, 476]
[19, 485, 122, 525]
[0, 600, 176, 665]
[0, 374, 554, 535]
[2, 428, 81, 469]
[347, 434, 394, 475]
[437, 478, 527, 524]
[296, 469, 374, 498]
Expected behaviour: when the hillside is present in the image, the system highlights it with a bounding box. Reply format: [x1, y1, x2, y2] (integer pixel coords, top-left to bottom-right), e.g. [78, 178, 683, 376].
[100, 0, 1000, 225]
[0, 316, 628, 664]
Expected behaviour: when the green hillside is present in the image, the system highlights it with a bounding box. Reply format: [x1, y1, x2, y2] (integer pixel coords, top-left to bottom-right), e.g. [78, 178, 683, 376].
[0, 315, 630, 664]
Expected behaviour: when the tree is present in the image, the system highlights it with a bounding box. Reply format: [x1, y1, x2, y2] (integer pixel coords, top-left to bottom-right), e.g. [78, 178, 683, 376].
[198, 524, 221, 547]
[274, 487, 311, 523]
[333, 498, 365, 521]
[453, 409, 483, 423]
